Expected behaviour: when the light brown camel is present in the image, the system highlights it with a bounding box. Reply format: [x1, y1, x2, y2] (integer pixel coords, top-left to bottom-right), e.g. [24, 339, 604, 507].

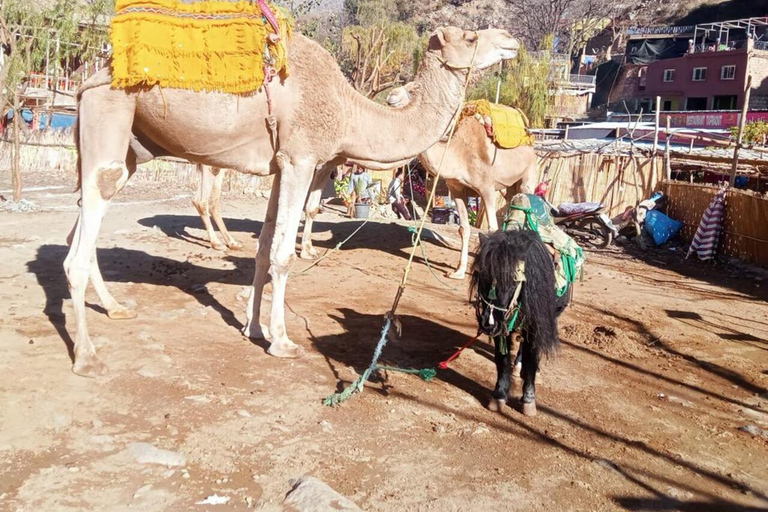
[193, 165, 243, 251]
[194, 163, 332, 258]
[387, 83, 538, 279]
[65, 27, 519, 377]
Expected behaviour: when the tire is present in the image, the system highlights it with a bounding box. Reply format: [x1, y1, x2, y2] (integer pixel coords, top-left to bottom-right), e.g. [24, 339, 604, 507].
[572, 217, 613, 249]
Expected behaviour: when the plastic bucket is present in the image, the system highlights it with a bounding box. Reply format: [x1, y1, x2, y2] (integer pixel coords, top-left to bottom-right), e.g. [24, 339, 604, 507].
[354, 203, 370, 219]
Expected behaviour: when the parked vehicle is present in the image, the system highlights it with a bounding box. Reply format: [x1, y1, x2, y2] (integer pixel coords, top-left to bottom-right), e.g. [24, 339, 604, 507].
[535, 181, 618, 249]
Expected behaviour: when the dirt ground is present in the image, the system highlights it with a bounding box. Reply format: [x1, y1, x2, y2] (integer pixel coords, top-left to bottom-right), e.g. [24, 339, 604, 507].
[1, 173, 767, 512]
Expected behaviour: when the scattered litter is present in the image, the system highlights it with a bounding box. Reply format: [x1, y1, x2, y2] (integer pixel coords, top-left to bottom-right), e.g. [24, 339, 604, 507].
[128, 442, 186, 467]
[196, 494, 230, 505]
[0, 199, 38, 213]
[738, 425, 768, 439]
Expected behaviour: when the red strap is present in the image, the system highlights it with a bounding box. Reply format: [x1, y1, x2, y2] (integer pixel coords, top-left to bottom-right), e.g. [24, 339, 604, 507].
[258, 0, 280, 38]
[438, 333, 482, 369]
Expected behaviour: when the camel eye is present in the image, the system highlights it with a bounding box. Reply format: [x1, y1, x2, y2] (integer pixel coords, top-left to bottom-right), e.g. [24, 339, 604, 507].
[464, 32, 478, 43]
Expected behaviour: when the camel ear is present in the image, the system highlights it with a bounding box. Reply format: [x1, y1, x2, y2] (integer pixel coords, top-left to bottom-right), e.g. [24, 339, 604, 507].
[432, 27, 449, 48]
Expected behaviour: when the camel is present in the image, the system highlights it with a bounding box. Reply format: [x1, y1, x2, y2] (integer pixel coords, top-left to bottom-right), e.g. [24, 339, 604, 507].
[386, 83, 538, 279]
[65, 26, 519, 377]
[193, 163, 333, 257]
[192, 165, 243, 251]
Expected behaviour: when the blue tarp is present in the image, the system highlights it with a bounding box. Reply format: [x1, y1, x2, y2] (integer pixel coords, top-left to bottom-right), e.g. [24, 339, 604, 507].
[5, 108, 75, 130]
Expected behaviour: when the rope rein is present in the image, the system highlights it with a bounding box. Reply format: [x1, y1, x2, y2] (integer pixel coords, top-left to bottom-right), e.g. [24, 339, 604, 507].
[324, 39, 481, 406]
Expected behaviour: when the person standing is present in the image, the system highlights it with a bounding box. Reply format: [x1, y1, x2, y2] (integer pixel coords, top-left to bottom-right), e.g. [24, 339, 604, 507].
[388, 168, 412, 220]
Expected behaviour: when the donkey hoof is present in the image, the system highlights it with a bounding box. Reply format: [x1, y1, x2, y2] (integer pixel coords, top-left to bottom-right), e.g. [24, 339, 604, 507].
[522, 401, 537, 417]
[268, 342, 305, 359]
[488, 398, 506, 413]
[72, 355, 109, 378]
[107, 305, 137, 320]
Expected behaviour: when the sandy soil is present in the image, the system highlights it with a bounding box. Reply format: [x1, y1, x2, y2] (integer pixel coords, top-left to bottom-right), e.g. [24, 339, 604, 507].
[1, 176, 767, 512]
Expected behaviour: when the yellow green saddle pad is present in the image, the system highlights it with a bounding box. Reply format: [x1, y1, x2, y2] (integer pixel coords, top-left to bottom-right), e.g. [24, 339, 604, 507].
[110, 0, 293, 94]
[461, 99, 534, 149]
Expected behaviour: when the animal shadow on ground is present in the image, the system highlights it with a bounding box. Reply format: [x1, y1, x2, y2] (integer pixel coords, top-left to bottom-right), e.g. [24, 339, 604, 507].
[138, 214, 457, 271]
[28, 244, 263, 361]
[310, 307, 495, 404]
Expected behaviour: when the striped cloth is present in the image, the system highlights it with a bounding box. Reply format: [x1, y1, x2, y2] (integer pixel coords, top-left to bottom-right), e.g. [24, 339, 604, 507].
[687, 186, 727, 261]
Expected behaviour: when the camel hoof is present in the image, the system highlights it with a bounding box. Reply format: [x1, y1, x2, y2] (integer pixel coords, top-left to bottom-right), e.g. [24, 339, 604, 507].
[72, 356, 108, 378]
[446, 270, 466, 280]
[268, 342, 305, 359]
[512, 362, 522, 378]
[107, 305, 137, 320]
[227, 240, 244, 251]
[488, 398, 506, 413]
[299, 250, 317, 261]
[522, 402, 537, 417]
[242, 323, 271, 340]
[211, 241, 228, 252]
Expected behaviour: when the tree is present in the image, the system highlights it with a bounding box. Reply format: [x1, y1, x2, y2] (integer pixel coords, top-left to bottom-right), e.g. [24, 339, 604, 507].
[0, 0, 110, 202]
[339, 0, 421, 98]
[469, 41, 556, 127]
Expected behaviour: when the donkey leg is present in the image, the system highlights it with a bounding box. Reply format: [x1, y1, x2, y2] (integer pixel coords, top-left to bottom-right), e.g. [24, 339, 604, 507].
[512, 337, 523, 378]
[520, 335, 540, 416]
[489, 335, 512, 412]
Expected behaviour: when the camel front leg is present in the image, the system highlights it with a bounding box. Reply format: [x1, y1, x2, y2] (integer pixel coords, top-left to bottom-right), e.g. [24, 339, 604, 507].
[481, 188, 500, 232]
[300, 163, 335, 260]
[209, 168, 243, 250]
[193, 165, 227, 251]
[266, 155, 316, 358]
[243, 173, 280, 341]
[446, 183, 470, 280]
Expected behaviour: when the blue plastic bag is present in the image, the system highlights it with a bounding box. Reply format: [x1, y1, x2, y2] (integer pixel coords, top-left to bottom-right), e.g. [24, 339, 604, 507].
[644, 210, 683, 245]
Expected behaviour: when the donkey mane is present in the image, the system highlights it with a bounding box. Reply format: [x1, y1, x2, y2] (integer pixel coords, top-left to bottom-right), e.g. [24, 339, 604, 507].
[470, 229, 560, 356]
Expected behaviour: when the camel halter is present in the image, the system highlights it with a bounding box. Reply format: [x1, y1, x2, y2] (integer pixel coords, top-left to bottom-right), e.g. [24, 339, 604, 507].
[434, 31, 481, 71]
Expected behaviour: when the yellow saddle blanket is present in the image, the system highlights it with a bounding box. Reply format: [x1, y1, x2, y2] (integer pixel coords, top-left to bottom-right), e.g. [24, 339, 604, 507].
[460, 100, 534, 149]
[110, 0, 293, 94]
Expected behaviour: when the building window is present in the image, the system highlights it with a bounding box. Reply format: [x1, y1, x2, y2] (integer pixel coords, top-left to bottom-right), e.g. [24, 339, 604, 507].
[692, 67, 707, 81]
[713, 95, 737, 110]
[686, 97, 708, 110]
[663, 100, 673, 111]
[663, 69, 675, 82]
[721, 65, 736, 80]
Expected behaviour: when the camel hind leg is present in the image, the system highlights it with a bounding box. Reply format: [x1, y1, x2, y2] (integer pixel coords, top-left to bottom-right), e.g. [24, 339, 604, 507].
[64, 85, 135, 377]
[446, 182, 470, 280]
[300, 163, 334, 260]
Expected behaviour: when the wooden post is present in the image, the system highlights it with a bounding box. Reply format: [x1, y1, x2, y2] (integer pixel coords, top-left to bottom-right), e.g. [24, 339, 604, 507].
[729, 75, 752, 187]
[665, 116, 672, 180]
[653, 96, 661, 154]
[689, 139, 694, 153]
[564, 124, 570, 140]
[494, 61, 503, 103]
[12, 90, 22, 202]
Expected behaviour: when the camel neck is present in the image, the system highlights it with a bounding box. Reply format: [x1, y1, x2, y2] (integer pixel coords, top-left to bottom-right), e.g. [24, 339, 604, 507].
[339, 53, 465, 165]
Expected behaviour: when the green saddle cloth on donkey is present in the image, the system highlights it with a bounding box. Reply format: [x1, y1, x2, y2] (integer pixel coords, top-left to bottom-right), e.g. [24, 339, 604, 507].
[503, 194, 585, 296]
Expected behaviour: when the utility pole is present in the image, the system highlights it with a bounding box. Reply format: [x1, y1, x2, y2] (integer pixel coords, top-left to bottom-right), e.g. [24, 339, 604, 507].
[729, 75, 752, 187]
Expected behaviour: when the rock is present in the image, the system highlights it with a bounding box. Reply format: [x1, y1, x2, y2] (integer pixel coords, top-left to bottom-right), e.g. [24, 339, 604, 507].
[128, 442, 186, 467]
[472, 425, 490, 436]
[319, 420, 333, 433]
[237, 409, 252, 418]
[190, 284, 208, 294]
[284, 476, 365, 512]
[133, 484, 153, 499]
[236, 287, 251, 302]
[738, 425, 768, 439]
[196, 494, 230, 505]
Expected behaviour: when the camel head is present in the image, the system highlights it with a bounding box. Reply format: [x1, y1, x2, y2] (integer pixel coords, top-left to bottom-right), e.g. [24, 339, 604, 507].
[428, 27, 519, 71]
[386, 82, 417, 109]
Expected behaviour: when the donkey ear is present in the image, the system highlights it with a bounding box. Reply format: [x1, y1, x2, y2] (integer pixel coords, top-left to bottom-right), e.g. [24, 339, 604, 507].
[478, 232, 489, 245]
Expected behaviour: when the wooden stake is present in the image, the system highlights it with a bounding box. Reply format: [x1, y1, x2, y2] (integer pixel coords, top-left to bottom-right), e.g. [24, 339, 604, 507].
[665, 116, 672, 181]
[730, 75, 752, 187]
[12, 91, 22, 202]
